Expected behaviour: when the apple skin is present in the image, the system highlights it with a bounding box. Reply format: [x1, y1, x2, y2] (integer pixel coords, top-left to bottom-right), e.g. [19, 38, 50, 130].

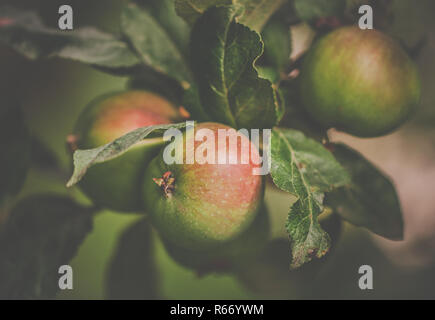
[162, 205, 270, 275]
[143, 122, 265, 250]
[73, 90, 181, 212]
[300, 26, 421, 137]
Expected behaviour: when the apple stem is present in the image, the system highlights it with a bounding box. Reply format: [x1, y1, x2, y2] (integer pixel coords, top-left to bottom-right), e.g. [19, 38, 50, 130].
[66, 134, 78, 153]
[153, 171, 175, 198]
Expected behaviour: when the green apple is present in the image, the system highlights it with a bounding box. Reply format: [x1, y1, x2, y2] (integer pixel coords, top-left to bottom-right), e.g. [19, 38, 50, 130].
[162, 205, 270, 275]
[300, 26, 421, 137]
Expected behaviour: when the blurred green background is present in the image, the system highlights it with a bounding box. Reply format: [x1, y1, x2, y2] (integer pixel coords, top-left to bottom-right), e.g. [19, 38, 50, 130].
[1, 0, 435, 299]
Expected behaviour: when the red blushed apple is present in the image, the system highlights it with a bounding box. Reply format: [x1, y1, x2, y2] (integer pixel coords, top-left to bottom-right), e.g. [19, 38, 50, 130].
[71, 90, 182, 212]
[142, 122, 265, 250]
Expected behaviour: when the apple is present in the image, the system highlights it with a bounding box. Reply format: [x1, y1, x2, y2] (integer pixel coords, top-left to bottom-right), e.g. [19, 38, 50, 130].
[300, 26, 421, 137]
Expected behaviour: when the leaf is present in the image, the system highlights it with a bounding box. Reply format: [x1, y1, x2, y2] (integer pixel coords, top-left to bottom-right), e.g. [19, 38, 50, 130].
[175, 0, 285, 32]
[285, 197, 329, 269]
[190, 5, 280, 129]
[270, 128, 350, 268]
[262, 17, 292, 72]
[0, 6, 140, 70]
[256, 66, 281, 84]
[235, 0, 286, 32]
[132, 0, 191, 54]
[325, 144, 404, 240]
[121, 4, 210, 120]
[182, 85, 212, 121]
[0, 195, 93, 299]
[0, 106, 30, 206]
[174, 0, 232, 26]
[294, 0, 345, 22]
[271, 129, 350, 194]
[106, 218, 161, 299]
[121, 4, 192, 85]
[66, 122, 187, 188]
[127, 66, 186, 106]
[236, 213, 342, 298]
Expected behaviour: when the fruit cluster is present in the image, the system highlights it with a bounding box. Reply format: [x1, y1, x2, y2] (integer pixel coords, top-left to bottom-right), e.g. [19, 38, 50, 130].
[70, 25, 420, 273]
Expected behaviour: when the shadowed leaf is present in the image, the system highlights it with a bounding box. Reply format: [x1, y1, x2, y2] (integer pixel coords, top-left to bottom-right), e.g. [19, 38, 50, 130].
[121, 4, 192, 85]
[133, 0, 191, 54]
[0, 195, 93, 299]
[294, 0, 345, 22]
[175, 0, 232, 25]
[326, 143, 404, 240]
[0, 106, 30, 206]
[236, 0, 286, 32]
[106, 218, 161, 299]
[0, 6, 140, 70]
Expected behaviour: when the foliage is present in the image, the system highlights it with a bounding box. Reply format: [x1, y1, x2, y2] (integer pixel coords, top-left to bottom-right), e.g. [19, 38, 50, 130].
[325, 144, 403, 240]
[0, 0, 416, 297]
[106, 218, 161, 299]
[0, 195, 93, 299]
[270, 128, 349, 268]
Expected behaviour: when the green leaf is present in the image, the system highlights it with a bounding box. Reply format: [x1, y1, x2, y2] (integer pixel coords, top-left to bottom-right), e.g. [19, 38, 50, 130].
[66, 122, 187, 188]
[106, 218, 161, 299]
[121, 4, 209, 120]
[271, 129, 350, 194]
[174, 0, 232, 26]
[325, 144, 404, 240]
[256, 66, 281, 84]
[0, 106, 30, 206]
[190, 5, 280, 129]
[0, 6, 140, 70]
[127, 68, 185, 106]
[132, 0, 191, 54]
[262, 18, 292, 72]
[175, 0, 285, 32]
[294, 0, 345, 22]
[182, 85, 212, 121]
[235, 0, 286, 32]
[0, 195, 93, 299]
[270, 128, 350, 268]
[121, 4, 192, 85]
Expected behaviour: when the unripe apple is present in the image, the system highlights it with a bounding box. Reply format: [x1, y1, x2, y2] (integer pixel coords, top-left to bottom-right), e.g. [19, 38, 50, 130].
[162, 205, 270, 275]
[72, 90, 181, 212]
[300, 26, 421, 137]
[143, 122, 265, 250]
